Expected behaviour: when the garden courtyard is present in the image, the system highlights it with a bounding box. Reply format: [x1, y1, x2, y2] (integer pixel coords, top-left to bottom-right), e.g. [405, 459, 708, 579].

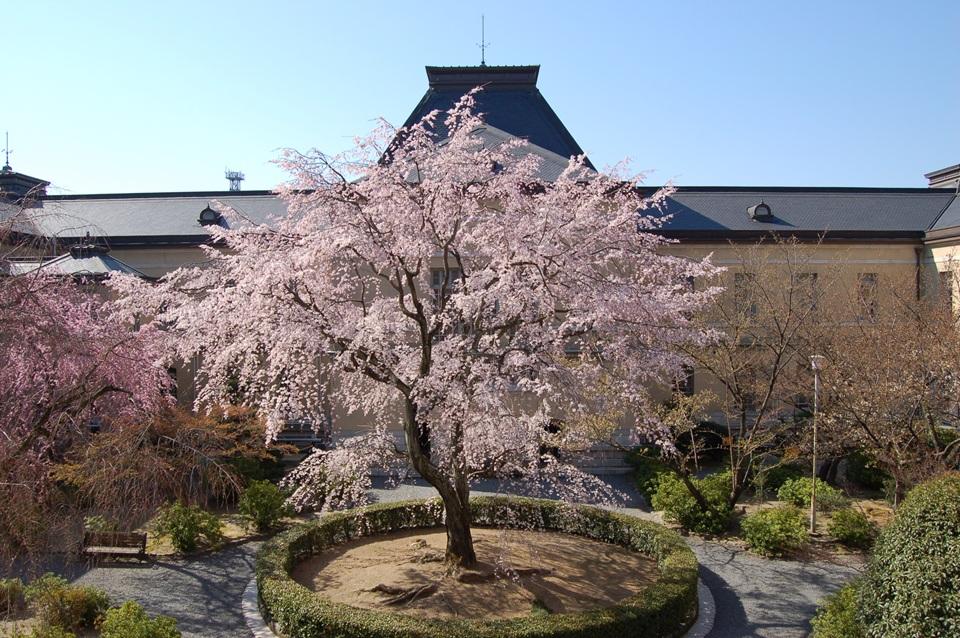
[3, 474, 859, 638]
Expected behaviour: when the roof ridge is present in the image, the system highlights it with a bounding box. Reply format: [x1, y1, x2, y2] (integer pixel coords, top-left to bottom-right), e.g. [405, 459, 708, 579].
[658, 186, 952, 194]
[927, 194, 959, 231]
[43, 190, 277, 201]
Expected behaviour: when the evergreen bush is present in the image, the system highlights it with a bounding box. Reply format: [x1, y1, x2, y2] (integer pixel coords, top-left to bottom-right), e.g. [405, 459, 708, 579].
[99, 601, 181, 638]
[651, 470, 733, 535]
[239, 480, 292, 532]
[811, 581, 865, 638]
[23, 574, 109, 632]
[8, 625, 76, 638]
[777, 476, 847, 510]
[154, 502, 224, 553]
[827, 508, 876, 549]
[740, 505, 808, 557]
[858, 472, 960, 637]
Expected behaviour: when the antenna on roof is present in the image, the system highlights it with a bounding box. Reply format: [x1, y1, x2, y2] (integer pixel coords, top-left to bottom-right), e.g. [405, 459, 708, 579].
[225, 169, 245, 191]
[3, 132, 12, 171]
[477, 15, 490, 66]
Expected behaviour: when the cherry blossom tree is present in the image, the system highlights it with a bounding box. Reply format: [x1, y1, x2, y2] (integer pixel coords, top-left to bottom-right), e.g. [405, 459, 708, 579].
[113, 93, 717, 566]
[0, 256, 170, 560]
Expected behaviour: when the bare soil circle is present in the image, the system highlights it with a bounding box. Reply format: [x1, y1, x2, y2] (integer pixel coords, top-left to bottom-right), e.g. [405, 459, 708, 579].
[291, 526, 659, 620]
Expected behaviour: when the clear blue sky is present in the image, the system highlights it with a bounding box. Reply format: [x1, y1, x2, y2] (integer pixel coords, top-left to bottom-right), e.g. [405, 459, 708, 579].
[4, 1, 958, 194]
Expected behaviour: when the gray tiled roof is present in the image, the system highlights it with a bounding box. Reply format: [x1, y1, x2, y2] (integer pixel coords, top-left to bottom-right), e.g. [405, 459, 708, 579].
[7, 187, 957, 246]
[14, 192, 286, 244]
[470, 125, 575, 182]
[929, 195, 960, 232]
[652, 188, 956, 237]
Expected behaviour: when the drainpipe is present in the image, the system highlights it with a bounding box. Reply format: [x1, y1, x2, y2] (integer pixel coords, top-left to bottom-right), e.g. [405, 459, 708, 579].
[915, 246, 923, 301]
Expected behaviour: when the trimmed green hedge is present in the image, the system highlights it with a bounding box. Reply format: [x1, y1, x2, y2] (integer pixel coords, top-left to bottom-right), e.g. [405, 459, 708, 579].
[858, 472, 960, 637]
[256, 496, 699, 638]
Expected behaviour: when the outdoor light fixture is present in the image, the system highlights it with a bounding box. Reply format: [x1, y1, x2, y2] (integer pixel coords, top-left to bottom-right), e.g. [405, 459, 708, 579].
[810, 354, 825, 533]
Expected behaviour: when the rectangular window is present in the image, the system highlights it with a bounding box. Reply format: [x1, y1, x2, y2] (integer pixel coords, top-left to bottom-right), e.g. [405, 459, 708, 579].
[794, 272, 819, 311]
[940, 270, 954, 311]
[857, 273, 878, 322]
[734, 272, 758, 318]
[430, 267, 462, 306]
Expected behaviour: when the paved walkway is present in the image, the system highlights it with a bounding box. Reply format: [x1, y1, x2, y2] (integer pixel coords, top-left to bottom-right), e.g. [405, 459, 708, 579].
[59, 475, 859, 638]
[74, 543, 259, 637]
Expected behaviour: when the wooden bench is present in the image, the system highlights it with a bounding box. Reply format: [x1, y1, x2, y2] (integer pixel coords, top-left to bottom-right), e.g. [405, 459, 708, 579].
[81, 531, 148, 561]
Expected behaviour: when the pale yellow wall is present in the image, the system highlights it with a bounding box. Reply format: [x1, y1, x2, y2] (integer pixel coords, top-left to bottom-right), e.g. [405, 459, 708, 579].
[109, 247, 209, 278]
[662, 240, 928, 424]
[109, 238, 950, 438]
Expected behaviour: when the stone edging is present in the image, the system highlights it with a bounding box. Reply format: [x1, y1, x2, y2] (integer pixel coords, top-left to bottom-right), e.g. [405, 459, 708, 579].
[685, 578, 716, 638]
[243, 577, 277, 638]
[242, 576, 716, 638]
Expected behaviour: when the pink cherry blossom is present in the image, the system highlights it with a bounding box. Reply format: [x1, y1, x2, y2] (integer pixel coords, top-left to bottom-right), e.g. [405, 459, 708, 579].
[113, 91, 719, 564]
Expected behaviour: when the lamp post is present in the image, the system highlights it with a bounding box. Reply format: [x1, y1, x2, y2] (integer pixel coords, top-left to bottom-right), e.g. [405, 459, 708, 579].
[810, 354, 825, 534]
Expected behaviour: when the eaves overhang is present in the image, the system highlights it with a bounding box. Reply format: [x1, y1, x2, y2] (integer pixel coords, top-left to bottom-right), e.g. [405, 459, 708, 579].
[652, 229, 927, 244]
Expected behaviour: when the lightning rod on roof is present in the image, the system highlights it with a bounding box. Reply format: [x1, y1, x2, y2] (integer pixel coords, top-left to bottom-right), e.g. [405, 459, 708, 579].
[225, 169, 245, 191]
[3, 132, 12, 171]
[477, 15, 490, 66]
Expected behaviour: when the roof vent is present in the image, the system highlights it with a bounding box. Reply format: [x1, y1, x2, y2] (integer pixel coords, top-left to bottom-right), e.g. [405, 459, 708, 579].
[69, 243, 109, 259]
[198, 204, 223, 226]
[747, 200, 774, 221]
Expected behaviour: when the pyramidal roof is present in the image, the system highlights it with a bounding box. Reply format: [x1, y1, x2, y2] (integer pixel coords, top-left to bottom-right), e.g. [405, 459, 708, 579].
[402, 65, 593, 169]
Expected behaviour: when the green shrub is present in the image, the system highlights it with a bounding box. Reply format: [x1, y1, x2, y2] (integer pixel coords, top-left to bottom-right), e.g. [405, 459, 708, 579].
[23, 574, 109, 631]
[811, 581, 865, 638]
[859, 472, 960, 638]
[1, 577, 24, 618]
[651, 470, 733, 535]
[238, 480, 292, 532]
[154, 502, 224, 553]
[740, 505, 808, 557]
[827, 508, 876, 549]
[257, 496, 699, 638]
[99, 601, 181, 638]
[8, 625, 77, 638]
[752, 462, 805, 495]
[626, 449, 672, 502]
[777, 476, 847, 510]
[845, 451, 889, 491]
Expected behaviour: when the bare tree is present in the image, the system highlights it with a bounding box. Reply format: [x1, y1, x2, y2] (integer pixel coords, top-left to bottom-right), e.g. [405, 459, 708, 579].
[815, 267, 960, 504]
[669, 236, 840, 509]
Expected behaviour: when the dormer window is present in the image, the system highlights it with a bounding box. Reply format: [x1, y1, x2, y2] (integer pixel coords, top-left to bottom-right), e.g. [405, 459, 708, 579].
[747, 200, 773, 221]
[198, 205, 223, 226]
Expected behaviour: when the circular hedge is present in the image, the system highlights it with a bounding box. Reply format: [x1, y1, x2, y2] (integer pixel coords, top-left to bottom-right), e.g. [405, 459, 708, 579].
[256, 496, 699, 638]
[858, 472, 960, 637]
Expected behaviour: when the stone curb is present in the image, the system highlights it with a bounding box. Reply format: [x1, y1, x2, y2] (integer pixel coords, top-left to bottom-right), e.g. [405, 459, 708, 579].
[243, 578, 278, 638]
[242, 576, 716, 638]
[685, 578, 717, 638]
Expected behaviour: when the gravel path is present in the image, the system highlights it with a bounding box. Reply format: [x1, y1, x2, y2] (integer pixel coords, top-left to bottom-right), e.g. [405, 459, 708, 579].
[73, 543, 260, 638]
[50, 475, 859, 638]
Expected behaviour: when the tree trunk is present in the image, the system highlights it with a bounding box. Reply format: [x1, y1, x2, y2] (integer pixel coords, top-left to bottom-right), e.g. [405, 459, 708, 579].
[439, 483, 477, 567]
[402, 399, 478, 567]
